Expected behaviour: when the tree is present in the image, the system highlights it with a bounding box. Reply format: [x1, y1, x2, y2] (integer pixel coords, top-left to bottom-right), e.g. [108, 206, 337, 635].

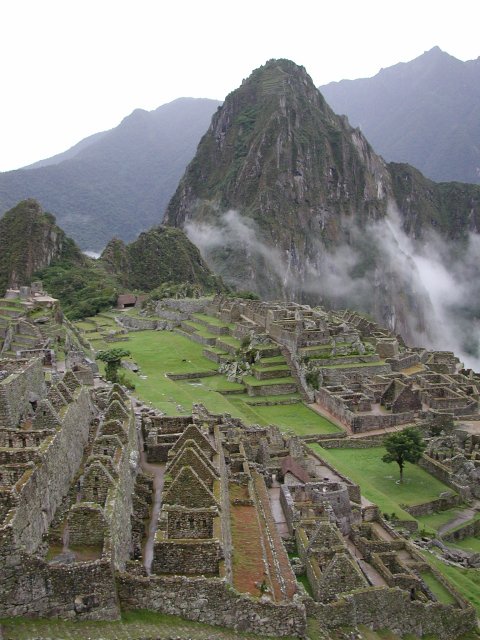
[382, 428, 426, 483]
[97, 348, 131, 383]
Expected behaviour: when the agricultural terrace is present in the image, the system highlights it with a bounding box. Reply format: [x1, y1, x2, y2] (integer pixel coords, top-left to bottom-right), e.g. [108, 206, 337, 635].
[74, 318, 340, 437]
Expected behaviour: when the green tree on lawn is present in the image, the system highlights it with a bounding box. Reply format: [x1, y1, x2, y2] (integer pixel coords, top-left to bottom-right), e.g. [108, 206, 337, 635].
[97, 348, 131, 383]
[382, 428, 426, 483]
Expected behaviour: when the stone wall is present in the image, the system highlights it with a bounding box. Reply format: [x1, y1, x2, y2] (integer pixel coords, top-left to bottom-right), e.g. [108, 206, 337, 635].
[0, 357, 46, 428]
[307, 586, 476, 640]
[152, 538, 222, 575]
[117, 572, 306, 637]
[8, 386, 94, 553]
[443, 517, 480, 542]
[404, 493, 462, 517]
[419, 455, 470, 498]
[0, 552, 119, 620]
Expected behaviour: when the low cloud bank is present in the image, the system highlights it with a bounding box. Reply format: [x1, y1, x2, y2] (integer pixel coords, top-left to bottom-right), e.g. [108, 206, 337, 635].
[185, 206, 480, 370]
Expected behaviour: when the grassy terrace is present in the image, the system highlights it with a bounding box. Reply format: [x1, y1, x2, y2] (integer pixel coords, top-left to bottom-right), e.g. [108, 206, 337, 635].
[243, 375, 296, 386]
[318, 360, 386, 370]
[422, 551, 480, 616]
[191, 312, 235, 330]
[0, 611, 293, 640]
[420, 570, 457, 605]
[310, 445, 454, 522]
[84, 329, 339, 436]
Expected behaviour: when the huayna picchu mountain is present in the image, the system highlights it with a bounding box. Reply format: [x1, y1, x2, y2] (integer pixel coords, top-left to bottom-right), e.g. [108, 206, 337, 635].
[165, 59, 480, 359]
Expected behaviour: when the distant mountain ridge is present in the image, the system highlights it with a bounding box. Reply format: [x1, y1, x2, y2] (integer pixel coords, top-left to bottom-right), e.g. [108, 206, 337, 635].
[0, 97, 221, 251]
[320, 47, 480, 184]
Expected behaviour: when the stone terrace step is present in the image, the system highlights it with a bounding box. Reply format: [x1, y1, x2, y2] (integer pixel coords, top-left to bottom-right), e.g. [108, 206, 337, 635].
[173, 328, 217, 347]
[202, 347, 229, 364]
[243, 376, 298, 397]
[252, 365, 291, 380]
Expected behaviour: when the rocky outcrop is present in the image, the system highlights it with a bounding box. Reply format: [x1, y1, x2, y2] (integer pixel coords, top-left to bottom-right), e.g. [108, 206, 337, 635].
[0, 199, 84, 295]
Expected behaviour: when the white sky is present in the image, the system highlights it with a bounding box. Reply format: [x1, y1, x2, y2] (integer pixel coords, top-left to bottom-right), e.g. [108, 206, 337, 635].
[1, 0, 479, 172]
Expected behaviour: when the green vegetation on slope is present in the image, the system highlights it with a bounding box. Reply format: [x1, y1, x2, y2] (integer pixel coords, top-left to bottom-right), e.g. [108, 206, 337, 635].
[101, 226, 222, 293]
[35, 221, 222, 320]
[37, 259, 118, 320]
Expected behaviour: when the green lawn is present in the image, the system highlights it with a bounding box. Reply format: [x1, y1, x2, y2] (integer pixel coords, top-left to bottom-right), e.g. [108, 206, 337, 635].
[242, 403, 341, 436]
[243, 375, 296, 386]
[416, 508, 466, 534]
[0, 609, 290, 640]
[74, 322, 343, 437]
[451, 536, 480, 553]
[191, 312, 235, 329]
[422, 551, 480, 616]
[420, 570, 457, 605]
[310, 446, 454, 522]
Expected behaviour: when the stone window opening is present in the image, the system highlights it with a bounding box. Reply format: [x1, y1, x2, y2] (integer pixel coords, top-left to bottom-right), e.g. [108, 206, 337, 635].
[103, 449, 108, 455]
[8, 438, 13, 448]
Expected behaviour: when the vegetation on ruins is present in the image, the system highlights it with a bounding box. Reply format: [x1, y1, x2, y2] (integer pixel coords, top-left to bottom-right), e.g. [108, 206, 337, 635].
[97, 347, 131, 383]
[382, 428, 426, 483]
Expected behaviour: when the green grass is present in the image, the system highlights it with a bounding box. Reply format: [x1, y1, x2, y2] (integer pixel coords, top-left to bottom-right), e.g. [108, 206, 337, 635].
[318, 360, 386, 370]
[245, 393, 301, 404]
[259, 355, 287, 364]
[310, 446, 454, 522]
[217, 335, 242, 347]
[421, 551, 480, 616]
[242, 403, 341, 435]
[420, 570, 457, 605]
[115, 331, 247, 416]
[183, 321, 218, 339]
[243, 375, 296, 386]
[191, 312, 235, 329]
[0, 609, 292, 640]
[177, 375, 245, 393]
[416, 508, 466, 534]
[450, 536, 480, 553]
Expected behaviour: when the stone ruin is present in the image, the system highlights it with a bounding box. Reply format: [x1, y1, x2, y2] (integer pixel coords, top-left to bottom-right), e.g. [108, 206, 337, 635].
[206, 296, 480, 436]
[0, 351, 477, 637]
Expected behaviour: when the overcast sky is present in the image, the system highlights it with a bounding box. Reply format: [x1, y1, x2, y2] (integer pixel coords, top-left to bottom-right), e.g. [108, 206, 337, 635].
[1, 0, 479, 172]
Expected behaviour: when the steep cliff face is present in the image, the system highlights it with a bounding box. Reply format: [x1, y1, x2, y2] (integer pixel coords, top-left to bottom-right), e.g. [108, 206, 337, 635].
[0, 199, 84, 295]
[164, 59, 480, 350]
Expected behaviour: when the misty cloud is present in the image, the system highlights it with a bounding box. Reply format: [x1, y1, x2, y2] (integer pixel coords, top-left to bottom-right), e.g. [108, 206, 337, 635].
[185, 204, 480, 369]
